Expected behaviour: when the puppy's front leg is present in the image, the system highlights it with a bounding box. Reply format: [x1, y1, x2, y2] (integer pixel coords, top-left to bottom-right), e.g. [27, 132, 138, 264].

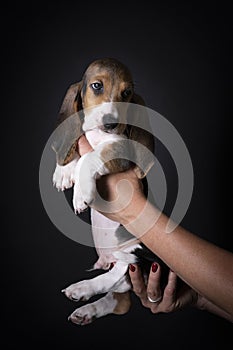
[53, 153, 80, 191]
[72, 151, 103, 213]
[72, 141, 131, 213]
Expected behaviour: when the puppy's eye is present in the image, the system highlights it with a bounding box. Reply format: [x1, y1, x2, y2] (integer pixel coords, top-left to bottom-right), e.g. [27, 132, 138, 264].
[122, 88, 132, 99]
[91, 82, 103, 91]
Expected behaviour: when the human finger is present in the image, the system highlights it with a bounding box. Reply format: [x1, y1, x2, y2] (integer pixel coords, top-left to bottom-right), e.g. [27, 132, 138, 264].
[77, 135, 93, 156]
[128, 264, 148, 305]
[159, 270, 177, 311]
[146, 262, 162, 304]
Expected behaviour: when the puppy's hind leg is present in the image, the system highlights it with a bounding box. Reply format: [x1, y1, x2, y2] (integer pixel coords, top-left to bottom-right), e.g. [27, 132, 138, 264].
[68, 291, 131, 325]
[112, 291, 131, 315]
[62, 260, 130, 301]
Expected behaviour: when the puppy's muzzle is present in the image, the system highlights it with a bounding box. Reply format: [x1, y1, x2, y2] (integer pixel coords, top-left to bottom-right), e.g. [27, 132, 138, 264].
[102, 113, 119, 131]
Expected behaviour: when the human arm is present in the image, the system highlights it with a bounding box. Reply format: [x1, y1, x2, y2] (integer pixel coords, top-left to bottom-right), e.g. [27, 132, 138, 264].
[77, 135, 233, 319]
[94, 170, 233, 318]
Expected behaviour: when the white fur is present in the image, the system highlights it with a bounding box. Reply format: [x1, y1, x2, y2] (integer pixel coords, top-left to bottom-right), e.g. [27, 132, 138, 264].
[62, 260, 132, 301]
[72, 146, 107, 213]
[68, 292, 118, 325]
[82, 102, 120, 132]
[53, 104, 142, 324]
[86, 128, 127, 149]
[53, 153, 79, 191]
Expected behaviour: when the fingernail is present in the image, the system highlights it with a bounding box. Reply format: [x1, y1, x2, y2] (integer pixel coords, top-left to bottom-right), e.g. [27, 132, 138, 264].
[151, 262, 158, 273]
[109, 262, 115, 269]
[129, 264, 136, 272]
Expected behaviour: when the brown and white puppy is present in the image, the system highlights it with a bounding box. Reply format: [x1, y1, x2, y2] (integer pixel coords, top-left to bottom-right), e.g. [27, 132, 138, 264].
[52, 58, 159, 325]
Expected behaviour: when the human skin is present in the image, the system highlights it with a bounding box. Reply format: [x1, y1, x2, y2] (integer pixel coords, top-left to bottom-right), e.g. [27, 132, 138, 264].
[77, 135, 233, 321]
[95, 170, 233, 321]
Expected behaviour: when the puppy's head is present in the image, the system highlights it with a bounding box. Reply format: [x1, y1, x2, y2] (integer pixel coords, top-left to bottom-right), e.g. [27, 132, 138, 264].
[55, 58, 155, 175]
[81, 58, 134, 134]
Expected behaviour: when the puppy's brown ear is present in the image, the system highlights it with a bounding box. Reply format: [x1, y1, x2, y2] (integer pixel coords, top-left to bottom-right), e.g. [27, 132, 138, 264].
[128, 93, 155, 179]
[56, 81, 83, 125]
[52, 81, 83, 165]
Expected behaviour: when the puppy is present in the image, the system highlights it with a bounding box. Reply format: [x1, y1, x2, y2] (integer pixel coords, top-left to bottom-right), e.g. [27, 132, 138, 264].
[52, 58, 166, 325]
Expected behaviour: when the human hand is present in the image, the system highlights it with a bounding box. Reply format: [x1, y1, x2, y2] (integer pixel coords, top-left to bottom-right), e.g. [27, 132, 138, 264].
[76, 134, 93, 156]
[128, 263, 198, 313]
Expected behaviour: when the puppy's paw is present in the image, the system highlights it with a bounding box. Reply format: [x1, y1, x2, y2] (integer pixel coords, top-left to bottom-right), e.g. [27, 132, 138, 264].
[52, 155, 79, 191]
[72, 180, 96, 214]
[68, 304, 97, 325]
[67, 292, 118, 325]
[61, 280, 94, 302]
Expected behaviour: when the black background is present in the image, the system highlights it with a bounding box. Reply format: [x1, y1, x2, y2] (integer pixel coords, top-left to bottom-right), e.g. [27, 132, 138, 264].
[4, 2, 232, 348]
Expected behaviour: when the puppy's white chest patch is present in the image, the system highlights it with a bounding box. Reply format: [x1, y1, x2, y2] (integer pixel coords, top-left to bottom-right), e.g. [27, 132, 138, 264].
[86, 129, 127, 149]
[86, 129, 105, 149]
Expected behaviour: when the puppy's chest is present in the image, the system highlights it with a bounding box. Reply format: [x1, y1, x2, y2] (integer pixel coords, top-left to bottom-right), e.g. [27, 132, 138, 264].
[85, 129, 106, 149]
[85, 129, 127, 149]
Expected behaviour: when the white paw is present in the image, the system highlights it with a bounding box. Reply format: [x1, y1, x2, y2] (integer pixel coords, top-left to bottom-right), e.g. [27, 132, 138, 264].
[72, 154, 97, 213]
[67, 292, 118, 325]
[72, 180, 96, 214]
[68, 304, 98, 325]
[52, 155, 79, 191]
[62, 280, 94, 302]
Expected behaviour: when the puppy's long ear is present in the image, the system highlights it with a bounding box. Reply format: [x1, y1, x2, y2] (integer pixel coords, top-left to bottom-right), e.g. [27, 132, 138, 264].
[128, 93, 155, 179]
[52, 81, 83, 165]
[56, 81, 83, 125]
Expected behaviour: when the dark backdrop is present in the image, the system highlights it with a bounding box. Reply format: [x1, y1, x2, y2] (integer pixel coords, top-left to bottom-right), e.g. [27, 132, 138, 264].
[4, 2, 232, 348]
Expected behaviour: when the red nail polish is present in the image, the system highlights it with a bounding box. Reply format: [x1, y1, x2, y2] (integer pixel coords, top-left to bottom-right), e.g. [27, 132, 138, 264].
[129, 264, 136, 272]
[151, 262, 158, 273]
[109, 262, 115, 269]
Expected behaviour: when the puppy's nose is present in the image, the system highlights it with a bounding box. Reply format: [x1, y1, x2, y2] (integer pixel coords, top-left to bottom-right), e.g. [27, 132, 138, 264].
[103, 114, 118, 130]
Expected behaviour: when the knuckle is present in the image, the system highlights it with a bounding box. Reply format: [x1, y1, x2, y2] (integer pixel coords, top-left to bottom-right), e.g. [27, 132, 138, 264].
[147, 292, 160, 300]
[151, 307, 160, 314]
[147, 286, 160, 296]
[164, 286, 176, 297]
[134, 287, 144, 295]
[141, 300, 148, 308]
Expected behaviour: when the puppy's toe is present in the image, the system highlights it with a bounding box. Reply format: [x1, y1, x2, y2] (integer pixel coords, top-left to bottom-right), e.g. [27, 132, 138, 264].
[72, 185, 90, 213]
[73, 199, 89, 214]
[61, 175, 73, 190]
[68, 312, 94, 326]
[68, 305, 96, 326]
[61, 281, 92, 301]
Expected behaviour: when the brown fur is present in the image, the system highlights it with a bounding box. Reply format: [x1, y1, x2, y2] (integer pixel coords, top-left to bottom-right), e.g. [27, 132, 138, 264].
[81, 60, 133, 110]
[113, 291, 131, 315]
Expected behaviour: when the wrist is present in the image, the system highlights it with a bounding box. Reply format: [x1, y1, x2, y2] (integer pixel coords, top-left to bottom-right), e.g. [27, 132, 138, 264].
[123, 199, 161, 239]
[119, 194, 147, 225]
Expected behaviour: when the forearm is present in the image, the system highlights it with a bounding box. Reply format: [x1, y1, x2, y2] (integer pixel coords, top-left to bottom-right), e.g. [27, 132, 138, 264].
[123, 199, 233, 316]
[94, 170, 233, 316]
[195, 295, 233, 323]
